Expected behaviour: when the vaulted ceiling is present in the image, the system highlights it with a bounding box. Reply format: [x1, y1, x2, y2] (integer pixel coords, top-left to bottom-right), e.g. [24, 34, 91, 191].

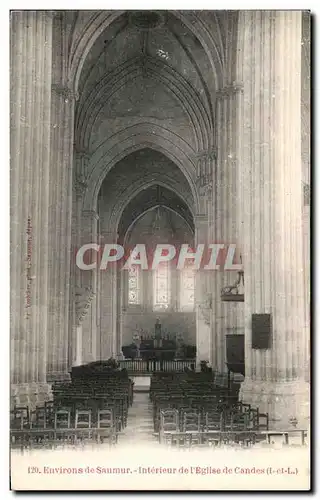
[74, 10, 217, 154]
[118, 184, 194, 243]
[71, 10, 310, 219]
[98, 148, 195, 235]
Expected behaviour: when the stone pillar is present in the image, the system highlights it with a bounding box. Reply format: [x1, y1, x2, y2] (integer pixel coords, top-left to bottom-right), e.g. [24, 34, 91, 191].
[238, 11, 309, 428]
[70, 164, 84, 366]
[195, 215, 212, 367]
[99, 230, 118, 360]
[212, 85, 245, 373]
[301, 12, 310, 384]
[77, 209, 99, 364]
[46, 13, 77, 382]
[115, 261, 122, 359]
[195, 151, 220, 367]
[10, 11, 53, 407]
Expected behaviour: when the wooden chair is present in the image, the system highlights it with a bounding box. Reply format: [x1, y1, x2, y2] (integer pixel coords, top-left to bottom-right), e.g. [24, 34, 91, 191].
[75, 409, 92, 444]
[54, 408, 71, 429]
[160, 409, 180, 432]
[202, 410, 224, 446]
[182, 411, 201, 432]
[96, 409, 116, 445]
[205, 410, 223, 431]
[159, 409, 179, 444]
[32, 407, 47, 429]
[75, 409, 92, 428]
[11, 406, 30, 430]
[27, 407, 56, 449]
[257, 411, 269, 430]
[54, 408, 73, 447]
[182, 411, 201, 447]
[10, 407, 30, 449]
[44, 400, 54, 424]
[223, 411, 255, 447]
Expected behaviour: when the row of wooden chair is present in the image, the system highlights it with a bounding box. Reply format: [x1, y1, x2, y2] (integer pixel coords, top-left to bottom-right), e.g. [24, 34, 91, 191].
[149, 372, 239, 411]
[151, 390, 238, 432]
[158, 408, 265, 448]
[10, 405, 117, 449]
[149, 372, 268, 449]
[159, 405, 268, 434]
[11, 405, 115, 429]
[52, 386, 131, 431]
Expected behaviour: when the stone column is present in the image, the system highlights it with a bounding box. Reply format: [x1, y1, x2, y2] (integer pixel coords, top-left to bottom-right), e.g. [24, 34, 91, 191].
[195, 214, 211, 367]
[195, 151, 220, 367]
[238, 11, 309, 428]
[46, 14, 77, 382]
[115, 259, 122, 359]
[301, 12, 310, 384]
[77, 209, 99, 364]
[98, 230, 118, 360]
[10, 11, 53, 407]
[70, 159, 87, 367]
[212, 85, 245, 373]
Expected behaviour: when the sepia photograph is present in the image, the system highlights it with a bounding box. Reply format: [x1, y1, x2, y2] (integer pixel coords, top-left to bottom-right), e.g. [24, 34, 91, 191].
[9, 7, 311, 491]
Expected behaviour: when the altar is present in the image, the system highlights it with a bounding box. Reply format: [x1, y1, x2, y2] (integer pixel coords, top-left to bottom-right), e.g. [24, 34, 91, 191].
[122, 319, 196, 361]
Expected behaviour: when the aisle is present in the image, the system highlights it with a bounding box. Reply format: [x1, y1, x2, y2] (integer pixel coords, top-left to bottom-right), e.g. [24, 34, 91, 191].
[120, 392, 158, 446]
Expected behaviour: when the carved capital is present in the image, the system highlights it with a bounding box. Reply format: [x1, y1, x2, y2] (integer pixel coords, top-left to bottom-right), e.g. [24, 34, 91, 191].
[196, 177, 213, 196]
[82, 209, 99, 221]
[196, 148, 217, 162]
[75, 285, 96, 324]
[75, 149, 91, 161]
[194, 214, 208, 225]
[216, 82, 244, 99]
[51, 84, 79, 102]
[196, 173, 213, 200]
[74, 178, 88, 197]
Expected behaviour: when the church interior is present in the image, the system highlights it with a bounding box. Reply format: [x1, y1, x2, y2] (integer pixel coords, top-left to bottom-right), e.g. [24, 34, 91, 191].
[10, 10, 310, 450]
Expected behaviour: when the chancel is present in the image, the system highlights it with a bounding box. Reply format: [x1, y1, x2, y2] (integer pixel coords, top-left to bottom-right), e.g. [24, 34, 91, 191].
[10, 10, 310, 452]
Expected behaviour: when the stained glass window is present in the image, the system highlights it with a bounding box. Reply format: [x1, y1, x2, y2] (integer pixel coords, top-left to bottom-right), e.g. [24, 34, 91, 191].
[128, 266, 141, 305]
[153, 262, 171, 310]
[180, 267, 195, 311]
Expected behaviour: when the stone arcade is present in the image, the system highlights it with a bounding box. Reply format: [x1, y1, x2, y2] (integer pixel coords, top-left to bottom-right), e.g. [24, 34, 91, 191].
[10, 10, 310, 429]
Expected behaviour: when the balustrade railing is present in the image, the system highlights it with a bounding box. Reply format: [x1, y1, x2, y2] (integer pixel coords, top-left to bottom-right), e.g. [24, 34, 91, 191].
[118, 359, 196, 373]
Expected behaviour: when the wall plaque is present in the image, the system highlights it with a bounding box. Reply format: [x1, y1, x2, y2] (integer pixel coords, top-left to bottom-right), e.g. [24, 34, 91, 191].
[252, 313, 272, 349]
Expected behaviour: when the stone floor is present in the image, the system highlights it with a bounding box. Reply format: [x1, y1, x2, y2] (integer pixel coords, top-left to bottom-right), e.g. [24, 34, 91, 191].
[120, 392, 158, 446]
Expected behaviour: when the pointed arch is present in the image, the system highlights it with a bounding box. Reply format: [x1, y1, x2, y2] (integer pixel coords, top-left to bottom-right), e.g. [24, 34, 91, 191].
[82, 123, 200, 214]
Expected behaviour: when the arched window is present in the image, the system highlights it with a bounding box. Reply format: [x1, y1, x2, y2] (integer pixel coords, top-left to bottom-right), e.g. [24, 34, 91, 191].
[128, 266, 141, 305]
[153, 262, 171, 311]
[180, 267, 195, 311]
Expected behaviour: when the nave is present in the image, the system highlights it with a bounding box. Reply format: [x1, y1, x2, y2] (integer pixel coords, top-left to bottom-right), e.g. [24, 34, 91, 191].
[10, 10, 310, 436]
[10, 364, 308, 452]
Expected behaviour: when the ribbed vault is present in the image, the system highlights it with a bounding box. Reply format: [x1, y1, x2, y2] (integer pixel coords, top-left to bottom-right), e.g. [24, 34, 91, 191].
[98, 148, 195, 234]
[75, 56, 212, 151]
[70, 10, 233, 218]
[68, 10, 225, 96]
[83, 126, 200, 213]
[118, 185, 194, 244]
